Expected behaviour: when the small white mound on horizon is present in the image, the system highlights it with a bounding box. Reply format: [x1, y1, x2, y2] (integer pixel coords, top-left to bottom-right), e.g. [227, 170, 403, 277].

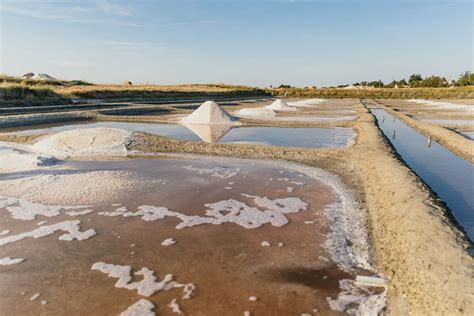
[32, 73, 57, 81]
[181, 101, 236, 125]
[32, 128, 133, 158]
[265, 99, 296, 111]
[235, 108, 276, 117]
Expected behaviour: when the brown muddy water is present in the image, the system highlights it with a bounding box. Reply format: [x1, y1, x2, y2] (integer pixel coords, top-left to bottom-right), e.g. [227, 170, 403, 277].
[0, 156, 378, 315]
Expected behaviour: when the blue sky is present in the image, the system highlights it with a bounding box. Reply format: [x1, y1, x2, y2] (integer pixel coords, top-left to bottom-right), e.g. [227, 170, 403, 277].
[0, 0, 472, 87]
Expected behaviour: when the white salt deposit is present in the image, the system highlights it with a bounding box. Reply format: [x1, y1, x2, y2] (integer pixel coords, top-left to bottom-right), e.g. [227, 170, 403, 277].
[29, 293, 40, 301]
[41, 300, 47, 305]
[0, 257, 25, 265]
[120, 299, 155, 316]
[287, 98, 326, 107]
[286, 187, 295, 193]
[168, 299, 183, 314]
[278, 242, 284, 247]
[0, 152, 59, 173]
[265, 99, 296, 111]
[99, 194, 308, 230]
[183, 165, 239, 179]
[261, 241, 271, 247]
[0, 230, 10, 235]
[161, 238, 176, 246]
[0, 196, 90, 220]
[327, 279, 386, 315]
[304, 221, 315, 224]
[37, 221, 48, 226]
[235, 108, 277, 117]
[409, 99, 474, 113]
[32, 128, 133, 158]
[66, 209, 95, 216]
[249, 296, 258, 301]
[0, 220, 96, 247]
[244, 311, 251, 316]
[91, 262, 196, 298]
[180, 101, 237, 125]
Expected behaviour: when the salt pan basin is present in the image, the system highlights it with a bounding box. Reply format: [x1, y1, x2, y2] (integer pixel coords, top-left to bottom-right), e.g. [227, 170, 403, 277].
[5, 122, 356, 148]
[0, 154, 380, 315]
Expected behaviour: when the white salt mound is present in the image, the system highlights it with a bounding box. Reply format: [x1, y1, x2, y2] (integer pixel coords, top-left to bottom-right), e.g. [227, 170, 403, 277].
[32, 128, 133, 158]
[181, 101, 236, 125]
[235, 108, 276, 117]
[0, 257, 25, 265]
[265, 99, 296, 111]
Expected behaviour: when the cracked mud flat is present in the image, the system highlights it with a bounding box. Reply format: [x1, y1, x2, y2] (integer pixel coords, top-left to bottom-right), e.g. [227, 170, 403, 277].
[0, 153, 381, 315]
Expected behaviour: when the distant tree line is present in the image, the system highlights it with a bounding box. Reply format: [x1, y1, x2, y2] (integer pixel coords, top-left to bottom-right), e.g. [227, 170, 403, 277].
[350, 71, 473, 88]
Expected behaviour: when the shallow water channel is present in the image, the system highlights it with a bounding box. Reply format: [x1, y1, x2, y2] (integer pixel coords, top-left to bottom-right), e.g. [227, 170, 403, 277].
[371, 109, 474, 240]
[3, 121, 355, 148]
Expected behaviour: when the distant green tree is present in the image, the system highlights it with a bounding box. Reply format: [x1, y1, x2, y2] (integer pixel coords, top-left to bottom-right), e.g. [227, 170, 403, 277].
[456, 71, 473, 86]
[409, 74, 423, 86]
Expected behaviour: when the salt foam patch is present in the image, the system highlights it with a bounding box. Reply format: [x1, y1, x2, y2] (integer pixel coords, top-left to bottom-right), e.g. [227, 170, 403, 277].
[182, 165, 240, 179]
[98, 194, 308, 230]
[0, 196, 90, 220]
[168, 299, 182, 314]
[31, 128, 133, 158]
[0, 257, 25, 265]
[120, 299, 155, 316]
[91, 262, 195, 298]
[0, 220, 96, 247]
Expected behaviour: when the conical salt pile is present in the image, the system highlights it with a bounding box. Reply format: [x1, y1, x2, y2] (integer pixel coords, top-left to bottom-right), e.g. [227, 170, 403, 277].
[265, 99, 296, 111]
[180, 101, 235, 125]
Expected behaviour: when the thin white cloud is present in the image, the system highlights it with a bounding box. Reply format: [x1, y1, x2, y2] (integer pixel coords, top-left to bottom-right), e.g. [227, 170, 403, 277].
[96, 0, 132, 16]
[48, 60, 90, 68]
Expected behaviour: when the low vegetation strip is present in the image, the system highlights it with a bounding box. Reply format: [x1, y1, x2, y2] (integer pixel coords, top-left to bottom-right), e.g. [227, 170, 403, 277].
[269, 87, 474, 99]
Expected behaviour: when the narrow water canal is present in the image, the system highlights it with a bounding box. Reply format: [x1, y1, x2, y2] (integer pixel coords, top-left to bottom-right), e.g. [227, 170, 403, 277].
[371, 109, 474, 240]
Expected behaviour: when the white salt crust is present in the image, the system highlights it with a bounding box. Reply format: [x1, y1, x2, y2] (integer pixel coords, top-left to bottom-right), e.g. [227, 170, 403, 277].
[182, 165, 240, 179]
[29, 293, 40, 301]
[0, 220, 96, 247]
[98, 194, 308, 230]
[161, 238, 176, 246]
[168, 299, 183, 314]
[66, 209, 95, 216]
[91, 262, 196, 298]
[0, 230, 10, 235]
[249, 296, 258, 301]
[327, 279, 386, 315]
[0, 257, 25, 265]
[235, 108, 277, 117]
[261, 241, 271, 247]
[120, 299, 155, 316]
[0, 195, 90, 221]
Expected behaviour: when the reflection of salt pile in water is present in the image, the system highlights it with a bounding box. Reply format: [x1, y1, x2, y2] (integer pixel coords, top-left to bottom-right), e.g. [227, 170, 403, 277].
[32, 128, 133, 158]
[409, 99, 474, 113]
[235, 108, 276, 117]
[264, 99, 296, 111]
[288, 98, 326, 107]
[182, 124, 232, 143]
[181, 101, 237, 125]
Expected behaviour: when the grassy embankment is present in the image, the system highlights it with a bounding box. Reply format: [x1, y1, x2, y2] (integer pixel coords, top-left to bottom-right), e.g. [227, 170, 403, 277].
[1, 74, 473, 103]
[270, 86, 474, 99]
[0, 75, 268, 104]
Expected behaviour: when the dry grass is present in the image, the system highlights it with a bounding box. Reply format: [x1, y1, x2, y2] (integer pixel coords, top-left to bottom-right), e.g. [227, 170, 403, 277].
[270, 86, 474, 99]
